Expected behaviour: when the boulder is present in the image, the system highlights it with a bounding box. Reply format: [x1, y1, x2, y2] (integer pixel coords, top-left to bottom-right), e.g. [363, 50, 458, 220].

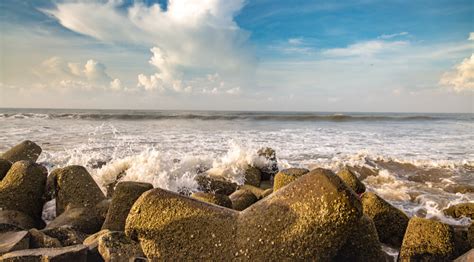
[243, 166, 261, 187]
[125, 188, 239, 260]
[195, 174, 238, 195]
[1, 244, 88, 261]
[361, 192, 409, 247]
[98, 231, 144, 261]
[454, 249, 474, 262]
[190, 192, 232, 208]
[337, 168, 366, 194]
[348, 166, 378, 180]
[334, 215, 387, 262]
[0, 140, 42, 163]
[259, 180, 273, 190]
[83, 229, 111, 262]
[47, 165, 105, 216]
[399, 217, 457, 261]
[261, 188, 273, 198]
[273, 168, 309, 191]
[0, 210, 37, 232]
[444, 184, 474, 194]
[0, 161, 47, 223]
[239, 184, 265, 199]
[443, 203, 474, 219]
[469, 224, 474, 248]
[126, 168, 362, 260]
[41, 226, 87, 247]
[453, 227, 472, 257]
[257, 147, 279, 180]
[0, 231, 29, 255]
[28, 228, 61, 248]
[102, 181, 153, 231]
[0, 159, 12, 180]
[229, 189, 258, 211]
[45, 207, 105, 234]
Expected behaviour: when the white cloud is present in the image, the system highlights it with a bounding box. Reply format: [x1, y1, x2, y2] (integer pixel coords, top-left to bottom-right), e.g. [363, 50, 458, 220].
[378, 32, 409, 40]
[440, 54, 474, 92]
[322, 40, 408, 57]
[288, 38, 304, 45]
[469, 32, 474, 41]
[46, 0, 253, 94]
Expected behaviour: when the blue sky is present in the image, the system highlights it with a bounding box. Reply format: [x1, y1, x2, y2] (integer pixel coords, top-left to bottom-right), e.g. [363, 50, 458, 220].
[0, 0, 472, 112]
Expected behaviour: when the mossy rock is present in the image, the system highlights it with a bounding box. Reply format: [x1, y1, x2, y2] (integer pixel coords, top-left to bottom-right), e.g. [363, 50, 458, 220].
[399, 217, 456, 261]
[83, 229, 111, 261]
[348, 166, 378, 180]
[229, 189, 258, 211]
[98, 231, 144, 261]
[0, 159, 12, 180]
[361, 192, 409, 247]
[273, 168, 309, 191]
[0, 210, 38, 233]
[0, 161, 47, 223]
[190, 192, 232, 208]
[257, 147, 279, 180]
[0, 140, 42, 163]
[452, 227, 472, 258]
[41, 226, 88, 247]
[1, 244, 88, 261]
[195, 174, 238, 195]
[102, 181, 153, 231]
[45, 206, 105, 234]
[238, 184, 265, 199]
[243, 166, 262, 187]
[337, 168, 366, 194]
[125, 168, 362, 260]
[47, 165, 105, 216]
[469, 223, 474, 248]
[28, 228, 62, 248]
[443, 203, 474, 219]
[334, 215, 387, 262]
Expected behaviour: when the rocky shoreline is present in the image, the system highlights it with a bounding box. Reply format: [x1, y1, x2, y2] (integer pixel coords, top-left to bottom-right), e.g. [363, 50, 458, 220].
[0, 140, 473, 261]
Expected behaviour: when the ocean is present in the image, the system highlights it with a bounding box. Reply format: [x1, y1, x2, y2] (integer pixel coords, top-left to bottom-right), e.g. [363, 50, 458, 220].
[0, 108, 473, 226]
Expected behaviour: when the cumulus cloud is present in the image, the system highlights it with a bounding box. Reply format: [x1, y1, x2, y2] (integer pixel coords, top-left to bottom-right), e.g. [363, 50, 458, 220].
[440, 54, 474, 92]
[322, 40, 408, 57]
[35, 57, 124, 91]
[45, 0, 254, 95]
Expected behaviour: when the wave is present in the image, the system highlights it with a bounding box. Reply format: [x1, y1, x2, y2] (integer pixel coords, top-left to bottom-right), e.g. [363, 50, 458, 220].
[0, 112, 460, 122]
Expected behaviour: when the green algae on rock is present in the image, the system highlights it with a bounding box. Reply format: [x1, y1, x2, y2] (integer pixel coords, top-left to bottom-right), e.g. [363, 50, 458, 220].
[399, 217, 457, 261]
[361, 191, 409, 247]
[195, 174, 238, 195]
[47, 165, 106, 216]
[337, 167, 366, 194]
[229, 189, 258, 211]
[102, 181, 153, 231]
[443, 203, 474, 219]
[28, 228, 62, 248]
[334, 215, 388, 262]
[243, 165, 262, 187]
[273, 167, 309, 191]
[97, 231, 144, 261]
[0, 140, 42, 164]
[0, 161, 47, 223]
[190, 192, 232, 208]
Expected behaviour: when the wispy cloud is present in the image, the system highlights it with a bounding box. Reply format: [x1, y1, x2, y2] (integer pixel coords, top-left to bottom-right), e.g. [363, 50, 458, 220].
[322, 40, 408, 57]
[378, 32, 409, 39]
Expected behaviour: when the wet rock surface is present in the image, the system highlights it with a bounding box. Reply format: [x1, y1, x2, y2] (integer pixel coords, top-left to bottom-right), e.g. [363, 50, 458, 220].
[0, 159, 12, 180]
[0, 231, 30, 255]
[444, 203, 474, 219]
[0, 140, 42, 163]
[190, 192, 233, 208]
[1, 244, 88, 261]
[273, 167, 309, 191]
[337, 167, 366, 194]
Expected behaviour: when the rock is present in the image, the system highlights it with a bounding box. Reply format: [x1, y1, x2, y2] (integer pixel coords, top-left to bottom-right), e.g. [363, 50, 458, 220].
[259, 180, 273, 190]
[273, 167, 309, 191]
[28, 228, 62, 248]
[47, 165, 106, 216]
[1, 244, 88, 261]
[469, 224, 474, 248]
[0, 231, 29, 255]
[334, 215, 387, 262]
[195, 174, 238, 195]
[261, 188, 273, 198]
[104, 170, 126, 198]
[0, 159, 12, 180]
[229, 189, 258, 211]
[257, 147, 278, 180]
[348, 166, 378, 180]
[453, 227, 471, 257]
[399, 217, 457, 261]
[454, 249, 474, 262]
[45, 207, 105, 234]
[337, 168, 366, 194]
[95, 199, 111, 222]
[444, 184, 474, 194]
[0, 161, 47, 223]
[361, 192, 409, 247]
[83, 229, 111, 262]
[191, 192, 232, 208]
[443, 203, 474, 219]
[243, 166, 261, 187]
[98, 231, 144, 261]
[41, 226, 88, 247]
[0, 210, 37, 232]
[102, 181, 153, 231]
[126, 168, 362, 260]
[0, 140, 42, 163]
[238, 184, 265, 199]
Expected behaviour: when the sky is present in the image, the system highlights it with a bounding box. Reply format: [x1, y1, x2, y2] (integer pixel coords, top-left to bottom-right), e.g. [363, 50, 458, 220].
[0, 0, 473, 112]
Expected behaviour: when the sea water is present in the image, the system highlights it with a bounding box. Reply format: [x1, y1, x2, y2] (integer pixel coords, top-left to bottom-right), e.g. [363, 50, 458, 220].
[0, 108, 472, 226]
